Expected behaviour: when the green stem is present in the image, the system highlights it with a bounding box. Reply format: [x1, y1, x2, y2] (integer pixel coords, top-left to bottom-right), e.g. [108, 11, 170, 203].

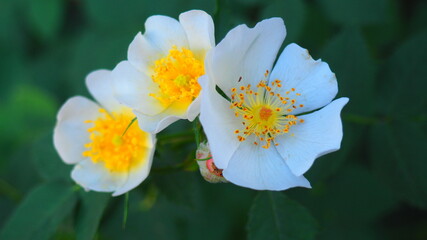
[122, 192, 129, 229]
[193, 117, 201, 146]
[195, 156, 212, 161]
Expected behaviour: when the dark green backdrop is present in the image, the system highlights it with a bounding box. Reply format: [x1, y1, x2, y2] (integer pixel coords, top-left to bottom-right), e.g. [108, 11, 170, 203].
[1, 0, 426, 239]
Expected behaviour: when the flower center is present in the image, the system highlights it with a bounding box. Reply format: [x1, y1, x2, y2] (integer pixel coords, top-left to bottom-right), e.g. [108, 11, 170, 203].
[82, 109, 150, 172]
[230, 79, 304, 149]
[258, 106, 273, 121]
[149, 46, 204, 106]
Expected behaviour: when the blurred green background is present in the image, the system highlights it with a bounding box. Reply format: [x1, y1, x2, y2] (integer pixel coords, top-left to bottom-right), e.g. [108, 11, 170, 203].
[1, 0, 427, 239]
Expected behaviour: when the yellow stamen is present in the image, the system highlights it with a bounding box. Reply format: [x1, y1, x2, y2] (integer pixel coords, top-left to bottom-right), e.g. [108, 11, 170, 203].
[150, 46, 204, 107]
[229, 78, 304, 149]
[82, 110, 150, 172]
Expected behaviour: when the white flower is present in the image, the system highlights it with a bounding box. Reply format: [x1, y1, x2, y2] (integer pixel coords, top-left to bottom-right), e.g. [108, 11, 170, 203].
[112, 10, 215, 133]
[199, 18, 349, 190]
[54, 70, 156, 196]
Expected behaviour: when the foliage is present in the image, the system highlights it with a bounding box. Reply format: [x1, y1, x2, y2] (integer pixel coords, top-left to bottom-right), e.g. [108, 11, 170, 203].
[0, 0, 426, 239]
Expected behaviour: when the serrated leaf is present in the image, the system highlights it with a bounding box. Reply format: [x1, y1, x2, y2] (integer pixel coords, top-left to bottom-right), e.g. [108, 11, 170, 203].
[0, 182, 77, 240]
[76, 191, 110, 240]
[378, 31, 427, 117]
[247, 192, 317, 240]
[370, 31, 427, 209]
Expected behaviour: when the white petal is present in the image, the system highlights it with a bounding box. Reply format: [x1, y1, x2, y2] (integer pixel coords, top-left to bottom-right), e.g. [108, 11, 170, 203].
[127, 32, 163, 74]
[223, 136, 311, 190]
[71, 159, 126, 193]
[133, 90, 201, 133]
[199, 75, 242, 169]
[113, 135, 156, 196]
[86, 69, 124, 113]
[53, 96, 102, 164]
[133, 97, 190, 133]
[134, 110, 180, 134]
[112, 61, 165, 115]
[143, 15, 188, 54]
[276, 98, 349, 176]
[270, 43, 338, 114]
[179, 10, 214, 58]
[186, 94, 201, 121]
[206, 18, 286, 97]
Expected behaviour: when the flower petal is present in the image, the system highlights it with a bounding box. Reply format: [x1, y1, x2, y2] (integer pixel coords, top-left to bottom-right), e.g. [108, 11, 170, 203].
[53, 96, 102, 164]
[112, 135, 156, 196]
[206, 18, 286, 97]
[179, 10, 214, 58]
[270, 43, 338, 114]
[86, 69, 124, 113]
[186, 94, 201, 121]
[127, 32, 163, 74]
[112, 61, 165, 115]
[276, 97, 349, 176]
[71, 159, 127, 194]
[199, 75, 242, 169]
[134, 110, 180, 134]
[223, 136, 311, 190]
[143, 15, 188, 54]
[132, 97, 189, 133]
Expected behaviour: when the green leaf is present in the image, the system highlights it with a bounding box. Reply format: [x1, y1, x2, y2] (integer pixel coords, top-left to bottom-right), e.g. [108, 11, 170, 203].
[318, 0, 390, 26]
[370, 31, 427, 209]
[247, 192, 317, 240]
[0, 84, 57, 143]
[261, 0, 307, 43]
[321, 28, 375, 116]
[0, 1, 25, 53]
[0, 182, 77, 240]
[306, 28, 376, 181]
[298, 4, 333, 52]
[288, 165, 396, 239]
[377, 31, 427, 117]
[76, 191, 110, 240]
[31, 132, 72, 181]
[371, 122, 427, 208]
[410, 1, 427, 34]
[27, 0, 65, 41]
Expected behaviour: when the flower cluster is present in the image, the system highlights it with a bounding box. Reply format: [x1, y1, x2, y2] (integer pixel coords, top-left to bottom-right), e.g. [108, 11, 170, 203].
[54, 10, 348, 195]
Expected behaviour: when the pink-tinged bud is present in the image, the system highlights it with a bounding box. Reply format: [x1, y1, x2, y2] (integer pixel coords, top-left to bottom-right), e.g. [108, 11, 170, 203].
[196, 142, 227, 183]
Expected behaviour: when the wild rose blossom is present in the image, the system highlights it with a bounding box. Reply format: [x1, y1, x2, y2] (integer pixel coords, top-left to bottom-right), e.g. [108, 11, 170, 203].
[199, 18, 348, 190]
[54, 70, 156, 196]
[112, 10, 215, 133]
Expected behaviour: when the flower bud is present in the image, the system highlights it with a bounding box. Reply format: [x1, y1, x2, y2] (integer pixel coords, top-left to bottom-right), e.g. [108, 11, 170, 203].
[196, 142, 227, 183]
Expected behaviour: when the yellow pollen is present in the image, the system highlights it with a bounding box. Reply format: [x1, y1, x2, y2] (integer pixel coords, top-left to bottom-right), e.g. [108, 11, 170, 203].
[150, 46, 204, 106]
[82, 110, 150, 172]
[229, 78, 304, 149]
